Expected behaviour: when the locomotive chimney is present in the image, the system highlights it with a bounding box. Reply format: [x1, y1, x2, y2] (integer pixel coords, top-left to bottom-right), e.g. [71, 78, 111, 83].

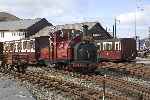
[82, 25, 89, 40]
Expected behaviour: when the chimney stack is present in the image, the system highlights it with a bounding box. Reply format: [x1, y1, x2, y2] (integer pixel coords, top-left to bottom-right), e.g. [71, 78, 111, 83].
[82, 25, 89, 40]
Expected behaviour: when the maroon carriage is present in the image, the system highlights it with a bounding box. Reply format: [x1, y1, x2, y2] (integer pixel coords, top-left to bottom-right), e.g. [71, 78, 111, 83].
[3, 39, 36, 66]
[96, 38, 137, 61]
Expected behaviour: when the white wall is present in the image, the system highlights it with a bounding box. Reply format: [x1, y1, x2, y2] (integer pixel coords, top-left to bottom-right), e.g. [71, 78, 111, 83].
[29, 26, 50, 38]
[0, 31, 25, 42]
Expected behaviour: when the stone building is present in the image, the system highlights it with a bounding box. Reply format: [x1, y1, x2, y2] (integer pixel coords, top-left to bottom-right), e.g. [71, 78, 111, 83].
[48, 22, 113, 40]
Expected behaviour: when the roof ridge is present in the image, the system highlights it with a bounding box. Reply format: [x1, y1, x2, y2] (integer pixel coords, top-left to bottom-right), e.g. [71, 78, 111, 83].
[0, 18, 42, 23]
[56, 21, 99, 26]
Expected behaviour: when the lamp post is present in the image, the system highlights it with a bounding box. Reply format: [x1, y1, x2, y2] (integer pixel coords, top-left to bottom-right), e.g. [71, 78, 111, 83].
[134, 0, 137, 40]
[102, 74, 106, 100]
[113, 17, 120, 38]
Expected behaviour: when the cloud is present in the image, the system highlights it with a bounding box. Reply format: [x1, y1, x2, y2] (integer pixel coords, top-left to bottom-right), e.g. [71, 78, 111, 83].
[0, 0, 106, 25]
[117, 5, 150, 26]
[117, 12, 143, 25]
[0, 0, 76, 19]
[116, 5, 150, 38]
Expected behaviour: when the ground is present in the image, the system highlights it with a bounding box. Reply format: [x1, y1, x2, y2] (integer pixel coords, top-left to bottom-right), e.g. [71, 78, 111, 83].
[0, 57, 150, 100]
[0, 77, 35, 100]
[136, 57, 150, 65]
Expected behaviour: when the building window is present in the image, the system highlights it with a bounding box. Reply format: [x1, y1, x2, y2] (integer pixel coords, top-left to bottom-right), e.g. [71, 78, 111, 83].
[0, 32, 4, 38]
[93, 34, 101, 37]
[19, 32, 21, 36]
[12, 32, 17, 36]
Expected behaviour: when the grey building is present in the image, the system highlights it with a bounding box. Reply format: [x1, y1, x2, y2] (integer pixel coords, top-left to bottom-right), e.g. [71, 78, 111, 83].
[0, 18, 52, 42]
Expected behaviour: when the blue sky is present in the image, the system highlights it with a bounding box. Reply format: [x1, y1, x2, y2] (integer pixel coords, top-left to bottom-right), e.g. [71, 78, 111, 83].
[0, 0, 150, 39]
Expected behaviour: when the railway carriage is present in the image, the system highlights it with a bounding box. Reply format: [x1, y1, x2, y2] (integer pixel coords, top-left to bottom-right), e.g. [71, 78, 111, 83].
[96, 38, 137, 61]
[3, 39, 36, 65]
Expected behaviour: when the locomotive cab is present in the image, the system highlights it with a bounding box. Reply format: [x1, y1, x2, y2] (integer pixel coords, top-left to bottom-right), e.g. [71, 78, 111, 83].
[74, 25, 97, 63]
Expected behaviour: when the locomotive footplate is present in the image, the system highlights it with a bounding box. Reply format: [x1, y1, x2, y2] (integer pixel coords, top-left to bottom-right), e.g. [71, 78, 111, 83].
[71, 61, 97, 68]
[69, 61, 97, 72]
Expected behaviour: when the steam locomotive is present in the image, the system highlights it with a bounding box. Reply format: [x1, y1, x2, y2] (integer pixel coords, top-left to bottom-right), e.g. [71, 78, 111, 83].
[1, 25, 97, 72]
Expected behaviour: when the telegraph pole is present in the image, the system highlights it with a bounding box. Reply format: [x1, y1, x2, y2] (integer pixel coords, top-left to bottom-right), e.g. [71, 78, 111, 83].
[102, 74, 106, 100]
[134, 0, 144, 50]
[113, 25, 115, 38]
[134, 0, 137, 41]
[114, 17, 118, 38]
[148, 27, 150, 50]
[114, 18, 117, 38]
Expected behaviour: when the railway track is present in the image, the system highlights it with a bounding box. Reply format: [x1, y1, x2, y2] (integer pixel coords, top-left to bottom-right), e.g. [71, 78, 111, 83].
[89, 75, 150, 100]
[99, 62, 150, 80]
[28, 67, 150, 100]
[1, 63, 150, 100]
[1, 67, 128, 100]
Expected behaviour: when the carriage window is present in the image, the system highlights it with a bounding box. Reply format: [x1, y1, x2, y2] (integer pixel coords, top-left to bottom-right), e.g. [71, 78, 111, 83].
[107, 43, 112, 50]
[23, 41, 27, 49]
[6, 43, 10, 51]
[30, 40, 35, 49]
[26, 41, 30, 49]
[6, 43, 11, 51]
[116, 44, 118, 50]
[103, 42, 112, 50]
[10, 42, 15, 51]
[4, 43, 8, 51]
[17, 42, 22, 51]
[115, 42, 121, 50]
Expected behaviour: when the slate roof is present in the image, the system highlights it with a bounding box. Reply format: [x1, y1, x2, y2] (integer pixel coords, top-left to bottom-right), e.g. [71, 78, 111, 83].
[50, 22, 99, 31]
[0, 18, 43, 31]
[49, 22, 113, 39]
[0, 12, 20, 21]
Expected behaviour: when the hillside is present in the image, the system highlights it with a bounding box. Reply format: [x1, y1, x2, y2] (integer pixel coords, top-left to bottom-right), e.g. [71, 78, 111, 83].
[0, 12, 20, 21]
